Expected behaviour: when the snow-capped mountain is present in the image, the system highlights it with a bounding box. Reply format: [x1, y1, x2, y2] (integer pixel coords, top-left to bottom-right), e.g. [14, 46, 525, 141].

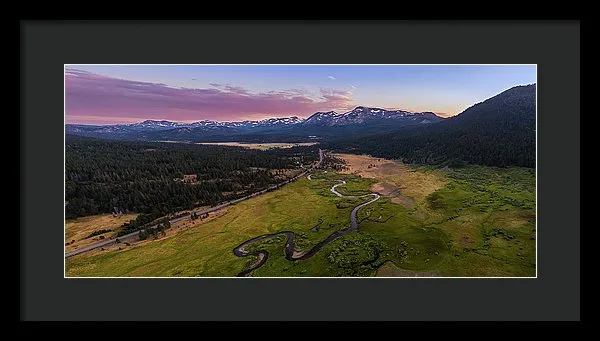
[65, 107, 445, 142]
[131, 120, 187, 128]
[302, 111, 339, 125]
[255, 116, 304, 127]
[127, 117, 305, 130]
[303, 106, 443, 126]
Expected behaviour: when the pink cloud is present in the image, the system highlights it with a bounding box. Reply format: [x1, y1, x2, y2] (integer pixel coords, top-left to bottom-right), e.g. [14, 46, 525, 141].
[65, 69, 354, 123]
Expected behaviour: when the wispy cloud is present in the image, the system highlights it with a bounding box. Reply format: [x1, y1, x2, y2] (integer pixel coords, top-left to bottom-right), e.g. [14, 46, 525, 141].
[349, 84, 357, 89]
[208, 83, 251, 95]
[65, 115, 145, 125]
[327, 75, 336, 80]
[65, 68, 354, 123]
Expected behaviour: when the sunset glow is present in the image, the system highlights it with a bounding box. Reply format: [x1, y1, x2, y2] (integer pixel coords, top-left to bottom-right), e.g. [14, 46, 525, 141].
[65, 65, 536, 125]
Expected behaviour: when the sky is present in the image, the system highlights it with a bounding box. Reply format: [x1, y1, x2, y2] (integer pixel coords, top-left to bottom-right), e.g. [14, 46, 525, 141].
[65, 65, 536, 125]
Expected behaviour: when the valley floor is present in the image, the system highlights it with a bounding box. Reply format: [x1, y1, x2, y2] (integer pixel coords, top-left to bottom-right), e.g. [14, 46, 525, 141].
[194, 142, 318, 150]
[65, 154, 536, 277]
[65, 213, 139, 254]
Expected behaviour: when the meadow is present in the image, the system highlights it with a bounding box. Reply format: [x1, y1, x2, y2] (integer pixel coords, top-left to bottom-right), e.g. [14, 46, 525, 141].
[66, 155, 535, 277]
[195, 142, 318, 150]
[65, 213, 139, 253]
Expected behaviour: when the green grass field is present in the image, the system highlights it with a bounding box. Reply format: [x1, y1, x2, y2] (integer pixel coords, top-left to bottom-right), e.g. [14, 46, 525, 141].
[66, 162, 535, 277]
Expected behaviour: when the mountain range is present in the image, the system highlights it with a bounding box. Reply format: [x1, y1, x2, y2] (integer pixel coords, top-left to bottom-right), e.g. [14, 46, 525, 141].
[65, 107, 444, 142]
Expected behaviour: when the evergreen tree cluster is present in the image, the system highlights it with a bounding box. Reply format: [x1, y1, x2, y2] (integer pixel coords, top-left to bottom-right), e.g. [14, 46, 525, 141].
[65, 136, 319, 227]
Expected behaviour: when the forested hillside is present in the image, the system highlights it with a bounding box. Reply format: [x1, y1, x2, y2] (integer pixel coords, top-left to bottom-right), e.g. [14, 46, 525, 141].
[65, 136, 318, 229]
[325, 84, 536, 168]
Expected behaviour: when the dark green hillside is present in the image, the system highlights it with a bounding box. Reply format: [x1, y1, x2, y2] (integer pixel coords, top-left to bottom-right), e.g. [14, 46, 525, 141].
[326, 84, 536, 168]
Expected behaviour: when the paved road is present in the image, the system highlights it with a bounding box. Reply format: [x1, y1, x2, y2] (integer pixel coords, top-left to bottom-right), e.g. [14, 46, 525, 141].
[232, 173, 380, 276]
[64, 212, 192, 258]
[65, 148, 324, 259]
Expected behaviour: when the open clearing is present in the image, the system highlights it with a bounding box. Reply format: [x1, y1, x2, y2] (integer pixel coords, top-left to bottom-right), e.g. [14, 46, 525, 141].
[334, 153, 447, 208]
[375, 261, 439, 277]
[196, 142, 318, 150]
[66, 154, 535, 277]
[65, 214, 139, 253]
[74, 209, 228, 258]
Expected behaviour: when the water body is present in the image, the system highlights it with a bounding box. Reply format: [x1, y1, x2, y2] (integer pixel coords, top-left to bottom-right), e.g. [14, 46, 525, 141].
[232, 177, 380, 277]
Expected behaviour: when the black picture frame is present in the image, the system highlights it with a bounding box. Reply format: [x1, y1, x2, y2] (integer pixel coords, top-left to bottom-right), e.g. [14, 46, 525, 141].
[21, 20, 580, 321]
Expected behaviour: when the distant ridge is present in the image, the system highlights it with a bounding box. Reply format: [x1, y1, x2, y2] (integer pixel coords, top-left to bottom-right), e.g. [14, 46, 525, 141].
[65, 106, 446, 142]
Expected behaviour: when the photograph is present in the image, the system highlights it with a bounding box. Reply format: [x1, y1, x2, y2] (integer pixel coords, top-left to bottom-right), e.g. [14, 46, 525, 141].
[64, 64, 537, 278]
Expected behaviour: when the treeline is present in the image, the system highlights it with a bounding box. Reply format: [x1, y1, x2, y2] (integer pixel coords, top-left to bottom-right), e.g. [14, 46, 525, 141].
[65, 136, 319, 228]
[327, 123, 535, 168]
[320, 153, 349, 171]
[325, 84, 536, 168]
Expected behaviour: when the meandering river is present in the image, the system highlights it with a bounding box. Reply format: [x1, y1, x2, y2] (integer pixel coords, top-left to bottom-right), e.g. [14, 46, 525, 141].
[232, 175, 380, 277]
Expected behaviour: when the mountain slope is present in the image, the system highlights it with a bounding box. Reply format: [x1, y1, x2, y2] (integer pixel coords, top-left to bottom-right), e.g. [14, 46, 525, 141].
[326, 84, 536, 168]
